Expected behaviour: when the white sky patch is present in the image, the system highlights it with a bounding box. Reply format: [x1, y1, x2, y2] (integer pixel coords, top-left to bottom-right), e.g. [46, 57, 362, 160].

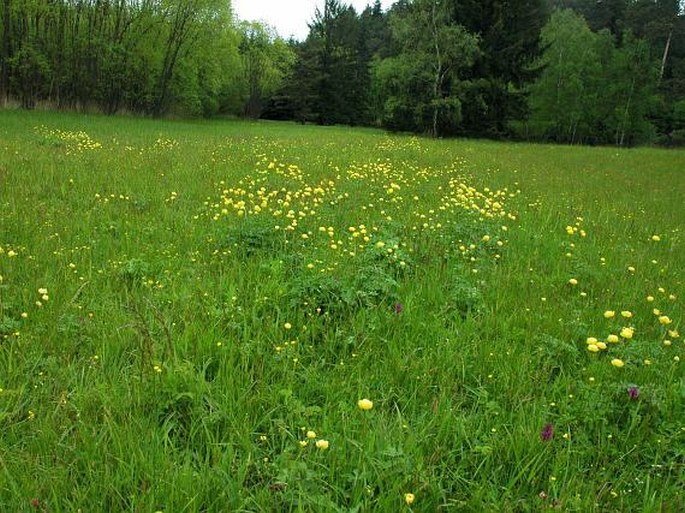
[233, 0, 396, 41]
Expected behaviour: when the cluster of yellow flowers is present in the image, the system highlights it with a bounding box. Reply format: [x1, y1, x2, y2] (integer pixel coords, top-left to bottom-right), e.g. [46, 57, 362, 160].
[34, 125, 102, 154]
[202, 147, 515, 283]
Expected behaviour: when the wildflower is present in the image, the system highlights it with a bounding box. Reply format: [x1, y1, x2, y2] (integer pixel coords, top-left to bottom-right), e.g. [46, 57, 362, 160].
[621, 311, 632, 319]
[299, 440, 308, 448]
[540, 423, 554, 441]
[653, 308, 661, 316]
[306, 430, 316, 439]
[658, 315, 672, 325]
[315, 439, 329, 450]
[404, 493, 416, 506]
[604, 310, 615, 319]
[586, 337, 598, 345]
[587, 344, 600, 352]
[284, 322, 293, 330]
[596, 341, 607, 350]
[358, 398, 373, 411]
[651, 235, 661, 241]
[646, 296, 655, 302]
[628, 386, 639, 400]
[38, 288, 48, 295]
[668, 330, 679, 339]
[568, 278, 578, 286]
[611, 358, 625, 368]
[607, 334, 619, 343]
[627, 266, 635, 273]
[620, 327, 634, 339]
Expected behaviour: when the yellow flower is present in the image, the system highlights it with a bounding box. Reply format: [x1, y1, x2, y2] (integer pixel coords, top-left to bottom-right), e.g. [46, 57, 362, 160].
[627, 266, 635, 273]
[299, 440, 308, 448]
[306, 430, 316, 439]
[284, 322, 292, 330]
[38, 288, 48, 295]
[668, 330, 679, 339]
[604, 310, 615, 319]
[315, 439, 329, 450]
[658, 315, 672, 325]
[651, 235, 661, 241]
[611, 359, 625, 368]
[357, 398, 373, 411]
[646, 296, 655, 302]
[653, 308, 661, 316]
[482, 235, 491, 242]
[621, 311, 632, 319]
[569, 278, 578, 286]
[620, 327, 634, 339]
[586, 337, 598, 345]
[607, 334, 620, 343]
[404, 493, 415, 506]
[587, 344, 600, 353]
[596, 341, 607, 350]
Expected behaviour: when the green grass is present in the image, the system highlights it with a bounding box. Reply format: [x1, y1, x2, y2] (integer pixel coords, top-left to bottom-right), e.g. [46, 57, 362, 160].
[0, 109, 683, 512]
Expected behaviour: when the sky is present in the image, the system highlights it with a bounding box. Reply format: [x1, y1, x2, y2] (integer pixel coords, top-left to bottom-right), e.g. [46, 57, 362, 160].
[233, 0, 396, 41]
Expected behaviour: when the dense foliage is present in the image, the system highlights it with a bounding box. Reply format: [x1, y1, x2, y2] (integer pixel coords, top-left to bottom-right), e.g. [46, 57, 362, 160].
[1, 0, 684, 145]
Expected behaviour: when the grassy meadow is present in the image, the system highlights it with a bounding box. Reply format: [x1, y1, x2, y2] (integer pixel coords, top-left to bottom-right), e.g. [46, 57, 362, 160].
[0, 110, 683, 512]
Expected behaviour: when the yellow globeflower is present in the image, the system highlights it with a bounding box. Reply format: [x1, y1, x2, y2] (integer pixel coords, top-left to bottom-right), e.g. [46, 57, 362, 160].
[586, 337, 598, 345]
[668, 330, 679, 339]
[621, 311, 632, 319]
[611, 359, 625, 368]
[587, 344, 600, 353]
[569, 278, 578, 286]
[658, 315, 672, 325]
[607, 334, 620, 343]
[357, 399, 373, 411]
[651, 235, 661, 241]
[306, 430, 317, 439]
[404, 493, 416, 506]
[315, 439, 329, 450]
[284, 322, 293, 330]
[596, 341, 607, 350]
[620, 327, 634, 339]
[604, 310, 615, 319]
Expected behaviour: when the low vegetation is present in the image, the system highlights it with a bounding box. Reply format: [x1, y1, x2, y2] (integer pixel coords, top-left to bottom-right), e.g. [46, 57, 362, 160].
[0, 110, 683, 511]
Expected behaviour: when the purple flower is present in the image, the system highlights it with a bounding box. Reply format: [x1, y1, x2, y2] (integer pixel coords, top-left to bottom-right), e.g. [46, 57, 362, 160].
[540, 423, 554, 442]
[628, 386, 639, 400]
[394, 303, 404, 315]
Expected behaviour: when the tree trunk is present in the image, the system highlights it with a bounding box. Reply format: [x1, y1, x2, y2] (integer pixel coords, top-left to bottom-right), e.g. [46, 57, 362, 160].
[1, 0, 11, 103]
[659, 25, 673, 83]
[431, 0, 441, 138]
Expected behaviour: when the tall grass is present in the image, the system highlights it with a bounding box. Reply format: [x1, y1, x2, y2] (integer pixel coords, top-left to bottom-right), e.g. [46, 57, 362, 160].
[0, 110, 682, 512]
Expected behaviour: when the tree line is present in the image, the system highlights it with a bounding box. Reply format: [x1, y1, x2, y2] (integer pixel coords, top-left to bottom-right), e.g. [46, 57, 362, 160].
[1, 0, 684, 146]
